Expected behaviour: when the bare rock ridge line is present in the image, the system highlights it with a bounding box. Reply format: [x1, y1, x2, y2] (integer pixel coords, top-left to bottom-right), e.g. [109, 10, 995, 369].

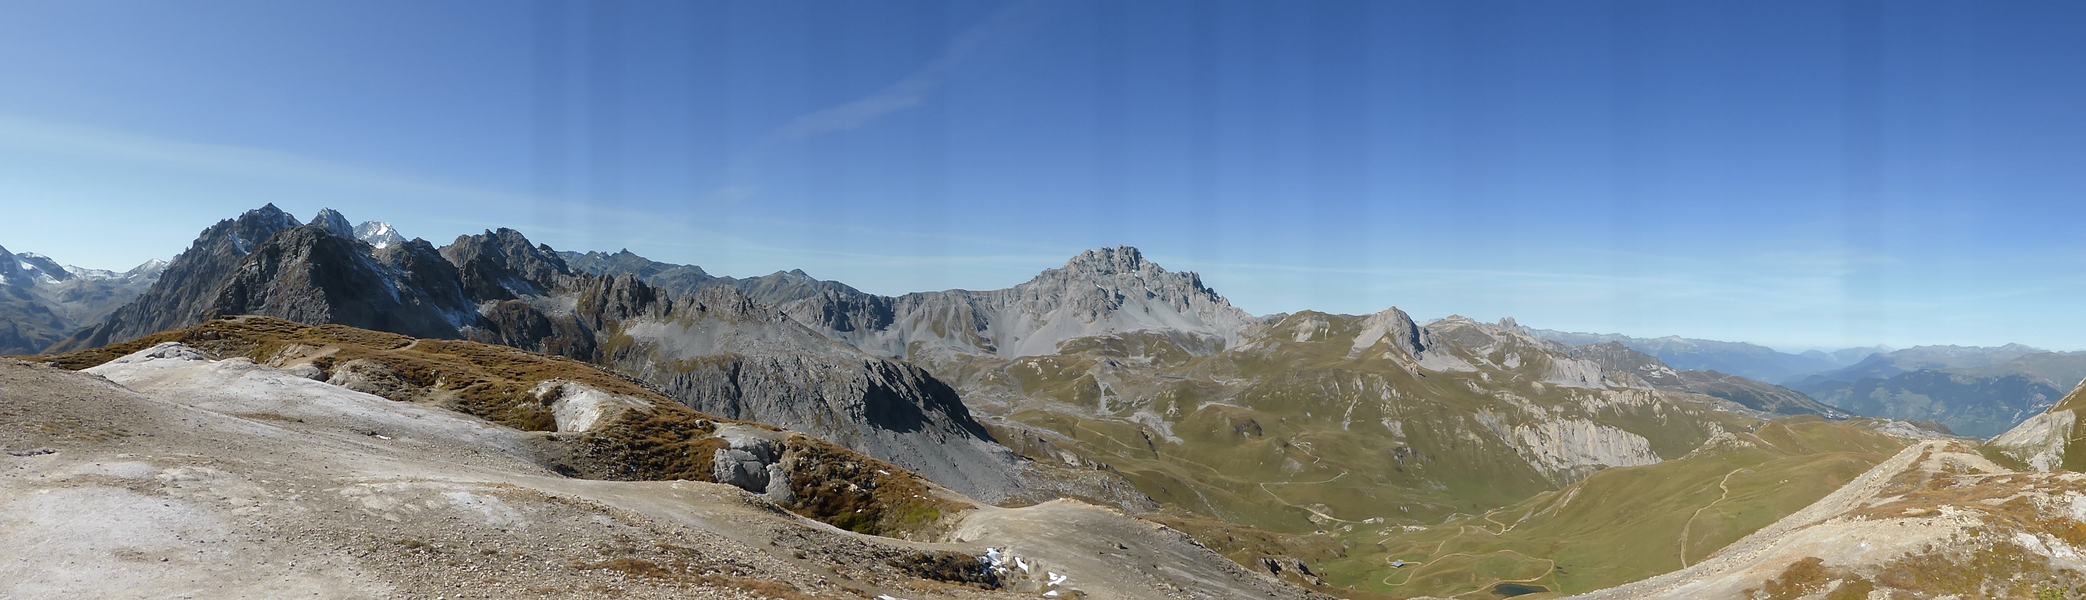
[569, 245, 1259, 361]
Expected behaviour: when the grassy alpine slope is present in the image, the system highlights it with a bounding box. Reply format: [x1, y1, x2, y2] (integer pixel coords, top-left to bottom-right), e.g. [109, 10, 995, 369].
[954, 315, 1734, 532]
[1327, 418, 1907, 598]
[915, 310, 1913, 597]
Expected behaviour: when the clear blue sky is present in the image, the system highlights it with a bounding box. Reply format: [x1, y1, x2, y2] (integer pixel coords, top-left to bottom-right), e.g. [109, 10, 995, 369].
[3, 0, 2084, 350]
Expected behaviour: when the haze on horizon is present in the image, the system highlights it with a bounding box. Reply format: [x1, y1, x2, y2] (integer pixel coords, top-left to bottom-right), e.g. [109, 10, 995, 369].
[3, 0, 2084, 351]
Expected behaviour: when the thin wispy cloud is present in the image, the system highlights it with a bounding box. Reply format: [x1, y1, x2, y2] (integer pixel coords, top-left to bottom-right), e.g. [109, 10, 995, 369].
[0, 115, 528, 207]
[696, 2, 1051, 216]
[768, 1, 1046, 144]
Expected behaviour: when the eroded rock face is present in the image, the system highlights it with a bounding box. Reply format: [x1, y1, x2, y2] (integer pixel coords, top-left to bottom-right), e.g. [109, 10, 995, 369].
[1349, 307, 1429, 359]
[1506, 419, 1660, 482]
[1993, 406, 2080, 472]
[608, 338, 1025, 502]
[210, 227, 471, 340]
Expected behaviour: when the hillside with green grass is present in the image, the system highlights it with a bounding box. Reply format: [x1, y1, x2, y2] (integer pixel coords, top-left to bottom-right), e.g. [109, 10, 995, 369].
[910, 309, 1899, 596]
[1330, 418, 1907, 598]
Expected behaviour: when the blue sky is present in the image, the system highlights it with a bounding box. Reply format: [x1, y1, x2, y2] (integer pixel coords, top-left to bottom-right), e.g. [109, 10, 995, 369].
[3, 1, 2084, 350]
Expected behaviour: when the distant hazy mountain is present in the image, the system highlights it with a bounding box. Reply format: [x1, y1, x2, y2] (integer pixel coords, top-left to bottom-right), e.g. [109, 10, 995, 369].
[1789, 344, 2054, 388]
[1564, 341, 1847, 417]
[0, 243, 165, 354]
[1531, 329, 1876, 384]
[1799, 346, 1891, 368]
[1790, 345, 2086, 438]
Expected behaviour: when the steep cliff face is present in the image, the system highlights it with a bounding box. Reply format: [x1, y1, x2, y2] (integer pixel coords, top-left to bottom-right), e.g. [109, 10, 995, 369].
[440, 228, 574, 300]
[1502, 418, 1661, 479]
[1992, 381, 2086, 471]
[208, 226, 474, 339]
[586, 284, 1029, 501]
[1992, 409, 2077, 471]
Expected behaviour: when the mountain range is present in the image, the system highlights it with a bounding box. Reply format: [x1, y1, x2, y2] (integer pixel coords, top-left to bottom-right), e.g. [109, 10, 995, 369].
[1530, 329, 1883, 384]
[0, 243, 165, 354]
[1533, 330, 2086, 439]
[15, 204, 2086, 598]
[1789, 345, 2086, 438]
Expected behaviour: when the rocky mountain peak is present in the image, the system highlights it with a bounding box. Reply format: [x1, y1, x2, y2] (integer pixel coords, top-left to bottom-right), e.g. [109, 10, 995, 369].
[310, 208, 355, 239]
[129, 258, 171, 276]
[575, 274, 661, 327]
[1057, 245, 1153, 277]
[1351, 306, 1429, 358]
[244, 203, 302, 230]
[440, 228, 572, 299]
[205, 204, 304, 256]
[10, 253, 68, 283]
[353, 221, 405, 249]
[1025, 246, 1225, 302]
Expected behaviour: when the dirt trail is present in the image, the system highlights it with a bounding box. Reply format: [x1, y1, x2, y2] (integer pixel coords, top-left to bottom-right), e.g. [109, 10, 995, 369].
[1676, 466, 1750, 568]
[1259, 471, 1360, 524]
[1569, 440, 1944, 599]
